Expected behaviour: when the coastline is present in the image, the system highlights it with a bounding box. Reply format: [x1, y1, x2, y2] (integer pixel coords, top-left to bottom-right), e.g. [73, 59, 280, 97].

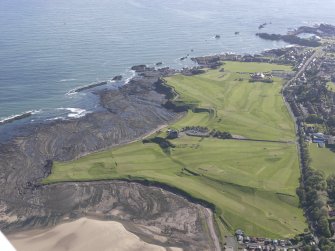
[2, 180, 219, 250]
[1, 23, 334, 249]
[0, 61, 220, 250]
[7, 217, 183, 251]
[0, 47, 304, 249]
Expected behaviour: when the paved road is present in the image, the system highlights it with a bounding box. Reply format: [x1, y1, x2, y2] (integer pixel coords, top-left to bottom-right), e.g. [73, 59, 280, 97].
[287, 49, 320, 86]
[282, 49, 321, 245]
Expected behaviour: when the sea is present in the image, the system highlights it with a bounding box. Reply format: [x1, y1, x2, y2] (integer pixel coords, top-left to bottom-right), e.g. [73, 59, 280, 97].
[0, 0, 335, 127]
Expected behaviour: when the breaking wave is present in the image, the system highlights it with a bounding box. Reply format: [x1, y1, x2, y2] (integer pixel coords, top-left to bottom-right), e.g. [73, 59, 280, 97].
[57, 108, 90, 118]
[0, 110, 41, 125]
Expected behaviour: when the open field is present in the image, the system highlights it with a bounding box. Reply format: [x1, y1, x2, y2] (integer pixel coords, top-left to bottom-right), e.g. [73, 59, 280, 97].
[168, 62, 295, 141]
[45, 138, 304, 238]
[45, 62, 306, 238]
[309, 143, 335, 177]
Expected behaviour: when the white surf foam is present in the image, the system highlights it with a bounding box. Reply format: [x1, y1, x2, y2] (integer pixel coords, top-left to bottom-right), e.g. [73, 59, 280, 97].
[57, 108, 90, 118]
[31, 109, 42, 114]
[46, 116, 66, 121]
[66, 88, 78, 96]
[125, 70, 136, 84]
[0, 110, 40, 124]
[59, 78, 77, 82]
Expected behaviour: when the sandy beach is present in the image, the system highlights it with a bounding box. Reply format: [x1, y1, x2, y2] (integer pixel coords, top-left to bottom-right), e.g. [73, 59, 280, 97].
[7, 218, 183, 251]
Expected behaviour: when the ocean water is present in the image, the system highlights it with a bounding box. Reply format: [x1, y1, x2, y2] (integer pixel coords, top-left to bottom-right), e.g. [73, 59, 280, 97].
[0, 0, 335, 123]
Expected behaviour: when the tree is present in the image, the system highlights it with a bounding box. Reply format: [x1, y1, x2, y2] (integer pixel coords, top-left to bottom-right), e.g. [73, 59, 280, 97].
[327, 175, 335, 201]
[319, 237, 335, 250]
[327, 116, 335, 127]
[305, 114, 324, 124]
[317, 216, 331, 238]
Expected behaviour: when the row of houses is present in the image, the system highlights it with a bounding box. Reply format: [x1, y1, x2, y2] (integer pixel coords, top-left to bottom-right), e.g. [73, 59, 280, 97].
[309, 132, 335, 148]
[235, 229, 294, 251]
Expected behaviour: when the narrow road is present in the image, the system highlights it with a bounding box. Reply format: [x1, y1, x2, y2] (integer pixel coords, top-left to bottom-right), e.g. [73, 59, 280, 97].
[286, 49, 320, 86]
[204, 208, 221, 251]
[281, 49, 321, 245]
[282, 49, 321, 135]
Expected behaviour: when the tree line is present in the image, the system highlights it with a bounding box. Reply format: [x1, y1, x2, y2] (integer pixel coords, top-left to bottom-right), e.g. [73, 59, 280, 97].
[296, 122, 335, 250]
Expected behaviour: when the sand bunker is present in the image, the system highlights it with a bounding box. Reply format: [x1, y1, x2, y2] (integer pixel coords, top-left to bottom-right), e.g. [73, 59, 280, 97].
[7, 218, 183, 251]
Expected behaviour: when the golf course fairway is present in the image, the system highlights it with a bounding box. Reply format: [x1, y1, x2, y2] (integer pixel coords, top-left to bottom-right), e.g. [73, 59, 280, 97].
[44, 62, 307, 238]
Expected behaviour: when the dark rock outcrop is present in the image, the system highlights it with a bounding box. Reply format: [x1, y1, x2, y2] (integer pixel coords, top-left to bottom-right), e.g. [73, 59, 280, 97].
[292, 23, 335, 37]
[131, 65, 154, 73]
[112, 75, 123, 81]
[191, 56, 222, 69]
[0, 67, 219, 249]
[75, 81, 108, 92]
[0, 112, 32, 125]
[182, 67, 206, 76]
[256, 33, 321, 47]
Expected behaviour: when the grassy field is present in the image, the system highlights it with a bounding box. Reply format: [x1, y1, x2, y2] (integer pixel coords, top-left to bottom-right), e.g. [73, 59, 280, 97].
[309, 143, 335, 177]
[169, 62, 295, 141]
[327, 82, 335, 92]
[44, 62, 306, 238]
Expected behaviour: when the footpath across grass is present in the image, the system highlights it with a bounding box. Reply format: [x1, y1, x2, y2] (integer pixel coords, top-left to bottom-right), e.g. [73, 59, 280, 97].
[44, 61, 306, 238]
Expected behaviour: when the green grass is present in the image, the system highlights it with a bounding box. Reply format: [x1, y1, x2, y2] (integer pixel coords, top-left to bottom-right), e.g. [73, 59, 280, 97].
[327, 82, 335, 92]
[44, 61, 306, 238]
[309, 143, 335, 177]
[168, 62, 295, 141]
[223, 61, 291, 73]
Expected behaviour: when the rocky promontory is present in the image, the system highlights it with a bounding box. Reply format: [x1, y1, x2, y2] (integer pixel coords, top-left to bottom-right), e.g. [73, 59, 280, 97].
[0, 112, 32, 125]
[74, 81, 108, 92]
[0, 65, 220, 250]
[290, 23, 335, 37]
[256, 33, 321, 47]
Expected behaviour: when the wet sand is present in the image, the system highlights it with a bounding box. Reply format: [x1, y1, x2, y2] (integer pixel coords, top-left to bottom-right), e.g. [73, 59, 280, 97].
[7, 218, 183, 251]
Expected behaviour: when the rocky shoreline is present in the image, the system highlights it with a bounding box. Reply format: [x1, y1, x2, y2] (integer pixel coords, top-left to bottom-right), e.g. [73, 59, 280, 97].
[74, 80, 109, 93]
[0, 63, 220, 250]
[0, 46, 307, 250]
[256, 24, 335, 48]
[289, 23, 335, 37]
[3, 181, 218, 250]
[0, 111, 33, 125]
[256, 33, 321, 47]
[1, 23, 332, 249]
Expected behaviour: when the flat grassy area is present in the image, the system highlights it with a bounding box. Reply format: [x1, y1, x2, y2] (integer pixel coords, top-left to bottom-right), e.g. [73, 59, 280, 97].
[44, 62, 306, 238]
[327, 82, 335, 92]
[223, 61, 290, 73]
[169, 62, 295, 141]
[309, 143, 335, 177]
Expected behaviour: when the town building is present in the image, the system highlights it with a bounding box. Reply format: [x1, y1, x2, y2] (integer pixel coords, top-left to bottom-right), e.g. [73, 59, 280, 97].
[328, 136, 335, 145]
[312, 132, 325, 143]
[249, 72, 273, 83]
